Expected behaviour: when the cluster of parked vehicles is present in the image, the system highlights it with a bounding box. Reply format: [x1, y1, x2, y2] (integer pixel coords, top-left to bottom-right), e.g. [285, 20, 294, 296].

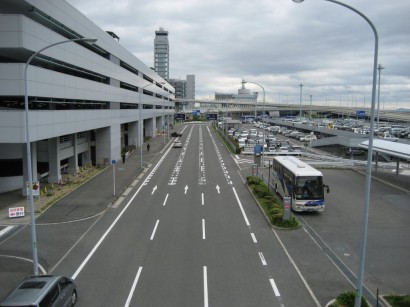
[230, 122, 318, 152]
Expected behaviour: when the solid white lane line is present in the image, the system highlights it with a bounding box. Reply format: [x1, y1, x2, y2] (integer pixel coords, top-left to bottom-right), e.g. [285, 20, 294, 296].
[259, 252, 267, 266]
[163, 193, 169, 206]
[201, 193, 204, 205]
[271, 228, 321, 306]
[124, 266, 143, 307]
[232, 187, 250, 226]
[269, 278, 281, 297]
[150, 220, 160, 240]
[203, 266, 209, 307]
[251, 233, 257, 243]
[202, 219, 206, 240]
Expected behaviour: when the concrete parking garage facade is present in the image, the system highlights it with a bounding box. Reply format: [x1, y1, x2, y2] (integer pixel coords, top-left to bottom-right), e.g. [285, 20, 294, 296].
[0, 0, 174, 194]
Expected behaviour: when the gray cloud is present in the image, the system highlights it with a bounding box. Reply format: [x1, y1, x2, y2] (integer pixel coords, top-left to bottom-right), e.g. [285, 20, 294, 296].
[67, 0, 410, 108]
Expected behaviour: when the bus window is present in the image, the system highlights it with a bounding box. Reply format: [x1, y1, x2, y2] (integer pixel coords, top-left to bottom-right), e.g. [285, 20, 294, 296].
[296, 177, 324, 200]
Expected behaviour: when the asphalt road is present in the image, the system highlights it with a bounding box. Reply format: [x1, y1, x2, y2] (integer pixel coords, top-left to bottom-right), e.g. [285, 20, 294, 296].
[1, 123, 409, 306]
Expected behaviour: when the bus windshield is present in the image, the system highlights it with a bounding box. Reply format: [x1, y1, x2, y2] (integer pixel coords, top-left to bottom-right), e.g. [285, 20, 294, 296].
[295, 176, 324, 200]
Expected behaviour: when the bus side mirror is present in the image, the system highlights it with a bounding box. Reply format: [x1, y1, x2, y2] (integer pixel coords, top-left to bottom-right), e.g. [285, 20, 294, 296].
[324, 185, 330, 193]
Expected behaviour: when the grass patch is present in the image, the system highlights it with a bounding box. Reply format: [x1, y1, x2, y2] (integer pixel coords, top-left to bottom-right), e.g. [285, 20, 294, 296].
[384, 294, 410, 307]
[246, 176, 299, 229]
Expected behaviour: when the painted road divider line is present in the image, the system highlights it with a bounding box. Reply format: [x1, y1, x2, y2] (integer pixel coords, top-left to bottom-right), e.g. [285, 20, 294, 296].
[150, 220, 160, 240]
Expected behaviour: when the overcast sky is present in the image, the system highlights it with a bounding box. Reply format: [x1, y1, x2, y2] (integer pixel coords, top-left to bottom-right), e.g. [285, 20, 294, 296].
[66, 0, 410, 109]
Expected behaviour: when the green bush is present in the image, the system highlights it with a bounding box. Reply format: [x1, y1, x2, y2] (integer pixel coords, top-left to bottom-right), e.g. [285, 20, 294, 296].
[384, 295, 410, 307]
[329, 291, 369, 307]
[246, 176, 299, 229]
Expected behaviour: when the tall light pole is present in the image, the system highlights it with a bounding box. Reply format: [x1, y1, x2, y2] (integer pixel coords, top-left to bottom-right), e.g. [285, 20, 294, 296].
[292, 1, 379, 306]
[243, 80, 265, 163]
[243, 80, 265, 122]
[24, 37, 97, 275]
[377, 64, 385, 129]
[299, 83, 303, 119]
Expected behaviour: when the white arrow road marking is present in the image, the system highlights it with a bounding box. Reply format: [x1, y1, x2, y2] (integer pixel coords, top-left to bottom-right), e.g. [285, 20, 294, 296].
[184, 185, 188, 194]
[151, 185, 157, 195]
[216, 185, 220, 194]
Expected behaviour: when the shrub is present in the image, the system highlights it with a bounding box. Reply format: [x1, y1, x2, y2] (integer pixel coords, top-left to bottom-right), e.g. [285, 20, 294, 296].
[384, 295, 410, 307]
[329, 291, 369, 307]
[246, 176, 299, 229]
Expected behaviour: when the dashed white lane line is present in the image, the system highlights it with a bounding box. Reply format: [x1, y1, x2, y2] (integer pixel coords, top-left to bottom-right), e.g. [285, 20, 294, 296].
[124, 266, 143, 307]
[162, 194, 169, 206]
[202, 219, 206, 240]
[251, 233, 258, 243]
[203, 266, 209, 307]
[269, 278, 281, 297]
[150, 220, 160, 240]
[259, 252, 267, 266]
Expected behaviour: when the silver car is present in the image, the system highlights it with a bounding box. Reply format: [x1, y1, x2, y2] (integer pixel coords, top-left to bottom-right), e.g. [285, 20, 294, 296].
[0, 275, 78, 307]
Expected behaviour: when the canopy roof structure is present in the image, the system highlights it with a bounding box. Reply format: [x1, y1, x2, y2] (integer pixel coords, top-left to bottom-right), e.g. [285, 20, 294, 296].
[359, 139, 410, 161]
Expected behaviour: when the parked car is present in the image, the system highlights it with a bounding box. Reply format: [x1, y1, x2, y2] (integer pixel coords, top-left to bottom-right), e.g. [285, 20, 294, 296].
[383, 134, 398, 142]
[300, 134, 317, 142]
[170, 132, 182, 137]
[345, 148, 366, 156]
[0, 275, 77, 307]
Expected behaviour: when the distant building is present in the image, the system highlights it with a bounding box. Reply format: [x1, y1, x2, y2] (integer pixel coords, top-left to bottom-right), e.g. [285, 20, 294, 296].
[186, 75, 195, 100]
[169, 75, 195, 99]
[215, 80, 258, 101]
[154, 27, 169, 80]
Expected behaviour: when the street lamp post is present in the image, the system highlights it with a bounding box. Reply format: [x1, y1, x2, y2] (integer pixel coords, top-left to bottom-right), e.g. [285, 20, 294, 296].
[243, 80, 265, 122]
[243, 80, 265, 163]
[24, 37, 97, 275]
[299, 83, 303, 119]
[292, 1, 379, 306]
[377, 64, 385, 129]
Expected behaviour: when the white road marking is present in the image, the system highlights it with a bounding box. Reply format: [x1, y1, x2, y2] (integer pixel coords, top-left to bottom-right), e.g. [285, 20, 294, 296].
[259, 252, 267, 266]
[202, 219, 206, 240]
[184, 185, 189, 194]
[124, 266, 143, 307]
[150, 220, 160, 240]
[251, 233, 257, 243]
[163, 194, 169, 206]
[0, 226, 14, 237]
[269, 278, 281, 297]
[232, 187, 250, 226]
[201, 193, 204, 205]
[203, 266, 209, 307]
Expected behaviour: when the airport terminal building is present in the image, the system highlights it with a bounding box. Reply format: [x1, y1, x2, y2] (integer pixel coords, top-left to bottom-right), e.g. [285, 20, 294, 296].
[0, 0, 175, 193]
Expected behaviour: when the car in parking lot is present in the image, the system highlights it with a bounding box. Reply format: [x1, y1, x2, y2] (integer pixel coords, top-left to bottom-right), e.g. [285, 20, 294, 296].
[0, 275, 77, 307]
[383, 134, 398, 142]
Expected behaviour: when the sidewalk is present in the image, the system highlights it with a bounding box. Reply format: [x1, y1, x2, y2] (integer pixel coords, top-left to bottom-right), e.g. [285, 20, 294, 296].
[0, 133, 174, 226]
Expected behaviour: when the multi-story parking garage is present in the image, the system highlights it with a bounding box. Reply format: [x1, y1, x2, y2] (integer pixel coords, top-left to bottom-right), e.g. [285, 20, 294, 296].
[0, 0, 174, 194]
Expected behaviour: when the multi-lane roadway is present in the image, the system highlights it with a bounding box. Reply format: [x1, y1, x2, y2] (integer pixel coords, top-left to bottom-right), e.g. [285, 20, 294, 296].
[1, 123, 409, 306]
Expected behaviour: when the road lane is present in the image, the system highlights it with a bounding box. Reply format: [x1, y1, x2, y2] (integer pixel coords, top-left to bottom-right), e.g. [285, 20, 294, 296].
[51, 123, 324, 306]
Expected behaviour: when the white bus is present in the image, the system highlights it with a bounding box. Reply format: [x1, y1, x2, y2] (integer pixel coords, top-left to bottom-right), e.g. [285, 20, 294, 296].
[271, 156, 329, 212]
